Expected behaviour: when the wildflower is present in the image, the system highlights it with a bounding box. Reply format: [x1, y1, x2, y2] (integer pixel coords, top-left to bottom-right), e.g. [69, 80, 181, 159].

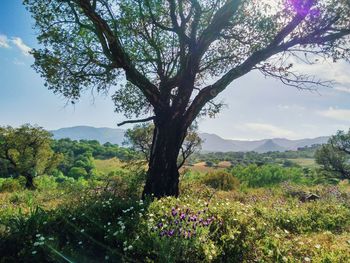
[107, 222, 111, 226]
[128, 245, 133, 250]
[39, 236, 45, 241]
[32, 251, 37, 255]
[81, 229, 85, 233]
[304, 257, 311, 262]
[315, 244, 321, 249]
[105, 255, 109, 260]
[78, 241, 83, 245]
[33, 242, 40, 246]
[171, 209, 177, 217]
[36, 234, 41, 237]
[180, 213, 186, 220]
[168, 230, 175, 237]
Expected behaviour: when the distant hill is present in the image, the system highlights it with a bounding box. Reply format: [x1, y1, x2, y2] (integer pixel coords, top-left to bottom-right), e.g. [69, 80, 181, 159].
[51, 126, 125, 145]
[253, 139, 287, 153]
[50, 126, 329, 153]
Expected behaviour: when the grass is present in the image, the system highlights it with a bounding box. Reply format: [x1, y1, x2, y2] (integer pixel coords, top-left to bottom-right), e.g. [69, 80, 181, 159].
[287, 158, 318, 168]
[93, 158, 125, 174]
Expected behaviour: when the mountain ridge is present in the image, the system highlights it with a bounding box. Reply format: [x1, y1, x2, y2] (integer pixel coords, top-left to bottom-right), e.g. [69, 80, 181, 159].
[50, 126, 329, 153]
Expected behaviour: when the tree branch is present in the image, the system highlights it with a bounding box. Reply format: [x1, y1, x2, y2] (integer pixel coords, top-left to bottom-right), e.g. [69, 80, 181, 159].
[117, 116, 155, 127]
[76, 0, 162, 109]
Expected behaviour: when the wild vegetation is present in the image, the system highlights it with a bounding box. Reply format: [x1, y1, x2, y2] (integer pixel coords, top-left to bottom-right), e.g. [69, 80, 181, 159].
[1, 125, 350, 262]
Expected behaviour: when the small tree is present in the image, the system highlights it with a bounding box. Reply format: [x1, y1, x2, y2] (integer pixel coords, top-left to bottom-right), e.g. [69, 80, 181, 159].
[24, 0, 350, 197]
[315, 130, 350, 179]
[124, 123, 202, 168]
[0, 125, 62, 189]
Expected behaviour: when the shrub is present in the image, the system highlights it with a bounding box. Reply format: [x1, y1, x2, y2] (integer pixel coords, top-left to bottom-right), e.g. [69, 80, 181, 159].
[231, 164, 309, 188]
[201, 171, 240, 191]
[0, 178, 24, 192]
[35, 175, 58, 190]
[68, 166, 88, 179]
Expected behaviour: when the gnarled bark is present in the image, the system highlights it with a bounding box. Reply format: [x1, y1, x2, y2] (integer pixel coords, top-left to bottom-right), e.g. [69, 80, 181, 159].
[143, 118, 186, 198]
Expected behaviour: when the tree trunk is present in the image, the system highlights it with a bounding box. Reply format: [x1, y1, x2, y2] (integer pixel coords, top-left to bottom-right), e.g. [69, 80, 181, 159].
[25, 174, 36, 190]
[142, 120, 186, 198]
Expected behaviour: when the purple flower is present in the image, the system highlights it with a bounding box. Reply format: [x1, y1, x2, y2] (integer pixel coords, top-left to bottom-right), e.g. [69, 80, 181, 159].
[168, 229, 175, 237]
[180, 213, 186, 220]
[171, 210, 177, 217]
[157, 222, 163, 228]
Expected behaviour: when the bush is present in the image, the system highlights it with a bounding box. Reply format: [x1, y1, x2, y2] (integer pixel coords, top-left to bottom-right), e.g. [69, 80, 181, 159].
[0, 178, 25, 192]
[35, 175, 58, 190]
[201, 171, 240, 191]
[231, 164, 309, 188]
[68, 166, 88, 179]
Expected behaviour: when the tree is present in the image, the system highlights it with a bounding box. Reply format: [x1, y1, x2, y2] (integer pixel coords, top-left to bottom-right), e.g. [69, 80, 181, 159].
[315, 130, 350, 179]
[0, 125, 62, 189]
[24, 0, 350, 197]
[124, 123, 202, 168]
[124, 124, 154, 162]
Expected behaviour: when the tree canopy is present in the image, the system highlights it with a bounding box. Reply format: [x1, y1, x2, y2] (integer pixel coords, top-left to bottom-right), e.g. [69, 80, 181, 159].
[24, 0, 350, 197]
[315, 130, 350, 179]
[24, 0, 350, 121]
[0, 125, 62, 189]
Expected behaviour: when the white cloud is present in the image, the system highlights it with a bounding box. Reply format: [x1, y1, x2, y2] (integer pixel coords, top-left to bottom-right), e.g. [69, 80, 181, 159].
[0, 34, 10, 48]
[334, 86, 350, 94]
[244, 122, 297, 138]
[277, 104, 306, 111]
[11, 37, 32, 56]
[318, 107, 350, 122]
[293, 59, 350, 89]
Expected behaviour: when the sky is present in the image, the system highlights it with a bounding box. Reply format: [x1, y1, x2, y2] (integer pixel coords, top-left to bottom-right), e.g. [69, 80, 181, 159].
[1, 1, 350, 140]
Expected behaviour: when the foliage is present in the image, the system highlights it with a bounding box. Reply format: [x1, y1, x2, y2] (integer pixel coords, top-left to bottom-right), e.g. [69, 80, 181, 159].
[52, 138, 137, 175]
[24, 0, 350, 196]
[231, 164, 312, 188]
[201, 171, 240, 191]
[1, 178, 350, 262]
[0, 177, 25, 192]
[190, 145, 320, 167]
[0, 124, 62, 189]
[316, 129, 350, 179]
[124, 123, 202, 167]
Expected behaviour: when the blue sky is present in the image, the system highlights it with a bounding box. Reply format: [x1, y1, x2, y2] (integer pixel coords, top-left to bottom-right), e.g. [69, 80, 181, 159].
[1, 0, 350, 140]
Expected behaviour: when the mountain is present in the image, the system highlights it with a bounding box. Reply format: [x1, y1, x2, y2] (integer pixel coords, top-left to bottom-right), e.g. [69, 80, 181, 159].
[51, 126, 125, 145]
[50, 126, 329, 153]
[200, 133, 239, 152]
[253, 139, 287, 153]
